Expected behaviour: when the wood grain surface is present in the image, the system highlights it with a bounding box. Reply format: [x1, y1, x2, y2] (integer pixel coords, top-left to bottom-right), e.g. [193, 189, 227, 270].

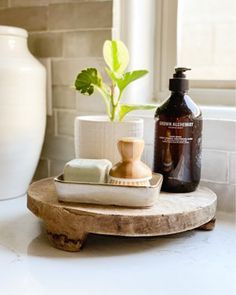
[27, 177, 217, 251]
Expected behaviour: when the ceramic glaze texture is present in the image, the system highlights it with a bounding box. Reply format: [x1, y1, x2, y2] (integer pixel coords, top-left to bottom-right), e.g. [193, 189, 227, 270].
[0, 26, 46, 200]
[75, 116, 144, 164]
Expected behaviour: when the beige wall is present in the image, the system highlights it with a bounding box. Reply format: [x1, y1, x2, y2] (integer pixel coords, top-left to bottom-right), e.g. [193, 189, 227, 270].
[0, 0, 112, 179]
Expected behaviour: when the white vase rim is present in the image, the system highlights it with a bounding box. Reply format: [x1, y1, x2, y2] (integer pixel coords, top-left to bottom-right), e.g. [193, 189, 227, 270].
[75, 115, 143, 123]
[0, 25, 28, 38]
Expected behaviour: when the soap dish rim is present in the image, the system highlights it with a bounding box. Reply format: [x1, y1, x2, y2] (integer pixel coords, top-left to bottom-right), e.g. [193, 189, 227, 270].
[54, 173, 163, 189]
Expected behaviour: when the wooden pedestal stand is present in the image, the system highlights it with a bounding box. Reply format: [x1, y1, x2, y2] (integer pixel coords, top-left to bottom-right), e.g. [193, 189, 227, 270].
[27, 178, 217, 252]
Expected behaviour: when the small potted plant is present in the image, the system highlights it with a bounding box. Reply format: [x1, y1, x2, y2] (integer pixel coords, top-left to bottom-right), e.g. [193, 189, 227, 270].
[74, 40, 156, 163]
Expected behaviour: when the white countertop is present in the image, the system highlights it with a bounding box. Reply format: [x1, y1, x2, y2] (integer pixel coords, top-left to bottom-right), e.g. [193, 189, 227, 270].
[0, 196, 235, 295]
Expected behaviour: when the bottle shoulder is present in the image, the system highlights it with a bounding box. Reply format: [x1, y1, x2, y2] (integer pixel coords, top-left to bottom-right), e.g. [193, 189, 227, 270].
[155, 93, 201, 119]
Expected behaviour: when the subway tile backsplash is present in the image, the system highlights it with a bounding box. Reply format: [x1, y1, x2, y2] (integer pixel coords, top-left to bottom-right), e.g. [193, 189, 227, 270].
[0, 0, 235, 212]
[0, 0, 8, 8]
[63, 29, 111, 57]
[202, 119, 236, 151]
[48, 2, 112, 30]
[41, 134, 75, 161]
[0, 6, 47, 30]
[56, 110, 77, 137]
[52, 86, 76, 109]
[201, 149, 229, 183]
[29, 32, 63, 57]
[229, 153, 236, 185]
[10, 0, 112, 6]
[51, 58, 106, 85]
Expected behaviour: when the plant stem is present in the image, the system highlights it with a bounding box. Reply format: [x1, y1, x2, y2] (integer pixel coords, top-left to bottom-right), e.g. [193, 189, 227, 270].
[110, 83, 116, 121]
[95, 85, 112, 120]
[111, 104, 117, 121]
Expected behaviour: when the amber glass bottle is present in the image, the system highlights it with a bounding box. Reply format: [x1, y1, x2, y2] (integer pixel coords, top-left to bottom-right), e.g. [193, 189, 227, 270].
[153, 68, 202, 193]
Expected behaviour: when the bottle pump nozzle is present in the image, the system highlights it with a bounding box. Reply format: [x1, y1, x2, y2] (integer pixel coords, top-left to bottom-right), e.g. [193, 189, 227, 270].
[174, 67, 191, 78]
[169, 67, 191, 92]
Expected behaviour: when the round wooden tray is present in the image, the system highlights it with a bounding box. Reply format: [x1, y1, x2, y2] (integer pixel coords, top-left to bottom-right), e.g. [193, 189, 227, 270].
[27, 178, 217, 252]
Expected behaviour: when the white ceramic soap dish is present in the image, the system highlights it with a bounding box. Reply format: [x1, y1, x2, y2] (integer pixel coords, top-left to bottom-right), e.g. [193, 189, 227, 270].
[54, 173, 163, 208]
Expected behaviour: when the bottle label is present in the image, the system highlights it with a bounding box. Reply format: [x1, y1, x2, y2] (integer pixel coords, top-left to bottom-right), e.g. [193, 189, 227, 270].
[154, 116, 202, 190]
[158, 121, 193, 144]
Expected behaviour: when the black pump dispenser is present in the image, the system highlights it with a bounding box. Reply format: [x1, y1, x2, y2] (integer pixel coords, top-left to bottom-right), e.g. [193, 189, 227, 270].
[169, 67, 191, 92]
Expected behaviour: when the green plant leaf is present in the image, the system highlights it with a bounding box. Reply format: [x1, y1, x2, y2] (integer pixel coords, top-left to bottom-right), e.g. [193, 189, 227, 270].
[116, 70, 148, 94]
[105, 68, 149, 104]
[74, 68, 112, 119]
[119, 104, 156, 121]
[105, 67, 122, 81]
[103, 40, 129, 74]
[74, 68, 102, 95]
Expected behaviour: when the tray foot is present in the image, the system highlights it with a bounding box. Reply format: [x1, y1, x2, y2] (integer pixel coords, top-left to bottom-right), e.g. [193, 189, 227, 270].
[47, 231, 87, 252]
[196, 217, 216, 231]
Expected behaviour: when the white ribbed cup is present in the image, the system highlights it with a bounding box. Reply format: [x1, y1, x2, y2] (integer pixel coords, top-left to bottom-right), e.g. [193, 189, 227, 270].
[74, 116, 143, 164]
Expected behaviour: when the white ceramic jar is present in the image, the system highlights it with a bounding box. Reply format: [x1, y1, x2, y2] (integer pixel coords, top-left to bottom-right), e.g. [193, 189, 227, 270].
[0, 26, 46, 200]
[74, 116, 143, 164]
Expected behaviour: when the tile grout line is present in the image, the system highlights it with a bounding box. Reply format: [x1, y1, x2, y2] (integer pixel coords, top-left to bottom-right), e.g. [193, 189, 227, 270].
[29, 28, 112, 34]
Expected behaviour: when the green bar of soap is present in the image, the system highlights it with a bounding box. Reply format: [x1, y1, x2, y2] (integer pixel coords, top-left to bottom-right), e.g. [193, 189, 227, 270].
[63, 159, 112, 183]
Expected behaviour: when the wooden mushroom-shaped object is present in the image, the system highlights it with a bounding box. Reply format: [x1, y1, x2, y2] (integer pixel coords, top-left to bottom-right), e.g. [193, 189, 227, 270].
[108, 137, 152, 186]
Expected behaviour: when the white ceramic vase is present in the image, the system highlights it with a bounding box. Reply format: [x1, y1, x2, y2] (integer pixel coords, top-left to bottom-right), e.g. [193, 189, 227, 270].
[74, 116, 143, 164]
[0, 26, 46, 200]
